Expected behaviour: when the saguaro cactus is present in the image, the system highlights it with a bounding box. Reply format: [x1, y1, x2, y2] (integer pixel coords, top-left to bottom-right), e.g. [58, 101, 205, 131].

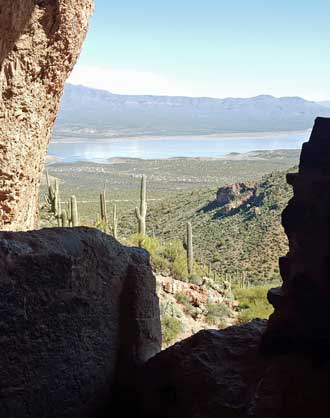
[187, 221, 194, 275]
[67, 200, 72, 227]
[99, 188, 108, 232]
[112, 204, 118, 239]
[45, 173, 61, 225]
[60, 210, 69, 227]
[100, 188, 108, 223]
[46, 174, 59, 214]
[70, 196, 79, 227]
[135, 175, 147, 235]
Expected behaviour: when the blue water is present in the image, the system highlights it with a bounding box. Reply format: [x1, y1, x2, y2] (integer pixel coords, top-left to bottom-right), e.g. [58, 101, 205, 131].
[48, 131, 309, 162]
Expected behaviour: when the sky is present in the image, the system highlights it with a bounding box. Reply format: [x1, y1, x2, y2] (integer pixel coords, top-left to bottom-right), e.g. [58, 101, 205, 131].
[68, 0, 330, 101]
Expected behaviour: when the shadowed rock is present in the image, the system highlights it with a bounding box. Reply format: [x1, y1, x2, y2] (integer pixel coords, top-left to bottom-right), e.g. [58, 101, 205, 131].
[262, 117, 330, 355]
[138, 319, 330, 418]
[0, 227, 161, 418]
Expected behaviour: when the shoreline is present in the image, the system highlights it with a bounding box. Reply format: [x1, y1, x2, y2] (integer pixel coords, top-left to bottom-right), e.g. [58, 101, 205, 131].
[46, 149, 301, 165]
[51, 129, 310, 144]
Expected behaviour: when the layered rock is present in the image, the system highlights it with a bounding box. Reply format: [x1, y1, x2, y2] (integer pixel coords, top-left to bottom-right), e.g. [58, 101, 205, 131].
[0, 0, 93, 231]
[0, 227, 161, 418]
[262, 117, 330, 354]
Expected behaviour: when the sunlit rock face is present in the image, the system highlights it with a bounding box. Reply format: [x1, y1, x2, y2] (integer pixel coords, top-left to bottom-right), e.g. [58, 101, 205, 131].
[0, 0, 93, 231]
[0, 227, 161, 418]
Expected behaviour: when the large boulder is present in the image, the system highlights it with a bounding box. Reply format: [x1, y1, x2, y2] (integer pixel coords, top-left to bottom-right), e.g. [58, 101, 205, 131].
[0, 0, 93, 231]
[138, 319, 330, 418]
[0, 227, 161, 418]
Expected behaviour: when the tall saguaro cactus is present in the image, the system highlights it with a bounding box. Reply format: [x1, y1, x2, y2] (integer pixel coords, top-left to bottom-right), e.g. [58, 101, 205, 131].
[60, 210, 69, 227]
[113, 204, 118, 239]
[70, 196, 79, 227]
[187, 221, 194, 275]
[45, 173, 61, 226]
[100, 188, 108, 223]
[99, 188, 108, 232]
[135, 175, 147, 236]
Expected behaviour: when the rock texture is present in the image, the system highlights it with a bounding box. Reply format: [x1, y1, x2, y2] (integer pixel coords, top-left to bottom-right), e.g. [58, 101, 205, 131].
[216, 182, 256, 214]
[0, 227, 161, 418]
[138, 320, 330, 418]
[0, 0, 93, 231]
[156, 274, 238, 347]
[262, 117, 330, 354]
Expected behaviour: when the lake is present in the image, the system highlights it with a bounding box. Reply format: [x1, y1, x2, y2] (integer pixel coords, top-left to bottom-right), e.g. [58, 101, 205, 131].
[48, 131, 309, 162]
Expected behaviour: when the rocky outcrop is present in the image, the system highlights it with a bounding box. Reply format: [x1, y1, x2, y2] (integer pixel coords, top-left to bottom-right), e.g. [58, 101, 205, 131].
[0, 0, 93, 231]
[0, 227, 161, 418]
[262, 117, 330, 354]
[138, 319, 330, 418]
[216, 182, 256, 213]
[157, 274, 237, 346]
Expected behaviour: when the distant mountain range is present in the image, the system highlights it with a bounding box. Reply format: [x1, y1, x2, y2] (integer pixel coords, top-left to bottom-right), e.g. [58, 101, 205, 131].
[54, 84, 330, 138]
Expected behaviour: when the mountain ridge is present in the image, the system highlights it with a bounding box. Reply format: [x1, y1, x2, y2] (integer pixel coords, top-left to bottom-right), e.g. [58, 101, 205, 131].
[54, 83, 330, 137]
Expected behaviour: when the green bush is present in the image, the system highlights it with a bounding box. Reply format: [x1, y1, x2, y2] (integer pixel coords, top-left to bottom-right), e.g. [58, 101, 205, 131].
[161, 240, 186, 262]
[171, 254, 189, 281]
[174, 291, 195, 316]
[234, 286, 274, 323]
[175, 291, 190, 305]
[130, 234, 161, 256]
[161, 315, 183, 345]
[188, 273, 203, 285]
[152, 254, 170, 273]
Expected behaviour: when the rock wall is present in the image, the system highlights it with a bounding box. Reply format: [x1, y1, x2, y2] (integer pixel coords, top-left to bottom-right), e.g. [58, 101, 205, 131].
[0, 0, 93, 231]
[262, 117, 330, 354]
[0, 227, 161, 418]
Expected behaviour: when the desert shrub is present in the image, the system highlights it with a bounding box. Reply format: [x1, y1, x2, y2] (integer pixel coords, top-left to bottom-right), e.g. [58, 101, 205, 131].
[188, 273, 203, 285]
[152, 254, 170, 273]
[161, 315, 183, 345]
[130, 234, 161, 256]
[174, 291, 195, 316]
[161, 240, 186, 262]
[234, 285, 273, 323]
[175, 291, 190, 306]
[206, 302, 232, 325]
[171, 254, 189, 281]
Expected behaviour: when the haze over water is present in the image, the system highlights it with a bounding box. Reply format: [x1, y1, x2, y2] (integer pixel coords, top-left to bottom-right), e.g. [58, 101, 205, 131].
[48, 131, 309, 163]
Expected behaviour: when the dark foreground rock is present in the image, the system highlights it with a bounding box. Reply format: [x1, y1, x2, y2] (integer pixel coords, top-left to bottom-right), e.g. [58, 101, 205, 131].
[0, 227, 161, 418]
[263, 117, 330, 355]
[138, 319, 330, 418]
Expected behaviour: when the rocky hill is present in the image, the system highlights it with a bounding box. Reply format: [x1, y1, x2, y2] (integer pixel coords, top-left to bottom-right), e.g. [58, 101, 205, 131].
[145, 168, 294, 284]
[54, 84, 330, 137]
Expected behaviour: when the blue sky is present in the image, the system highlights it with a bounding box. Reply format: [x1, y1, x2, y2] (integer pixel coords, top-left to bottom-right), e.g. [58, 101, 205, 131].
[69, 0, 330, 100]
